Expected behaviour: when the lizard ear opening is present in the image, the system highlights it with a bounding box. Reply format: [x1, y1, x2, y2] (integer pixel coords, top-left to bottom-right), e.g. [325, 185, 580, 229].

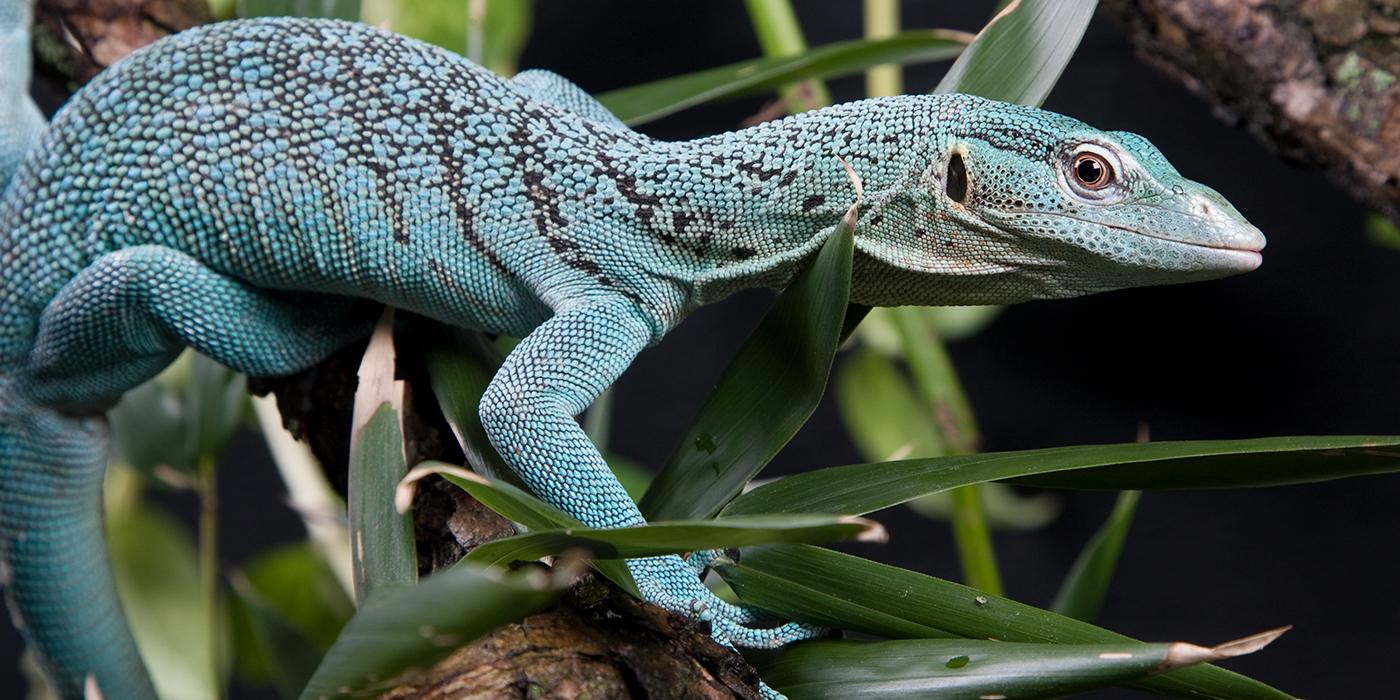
[945, 152, 968, 203]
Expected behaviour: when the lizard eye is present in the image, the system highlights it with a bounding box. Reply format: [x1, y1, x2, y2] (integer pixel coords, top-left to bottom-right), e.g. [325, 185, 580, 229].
[1072, 153, 1112, 189]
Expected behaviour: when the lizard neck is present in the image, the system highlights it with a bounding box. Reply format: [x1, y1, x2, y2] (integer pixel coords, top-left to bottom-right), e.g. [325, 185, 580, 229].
[610, 96, 941, 307]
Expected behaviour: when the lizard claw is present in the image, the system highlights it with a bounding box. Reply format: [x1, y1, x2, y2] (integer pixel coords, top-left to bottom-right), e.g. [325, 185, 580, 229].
[630, 554, 826, 649]
[683, 547, 738, 576]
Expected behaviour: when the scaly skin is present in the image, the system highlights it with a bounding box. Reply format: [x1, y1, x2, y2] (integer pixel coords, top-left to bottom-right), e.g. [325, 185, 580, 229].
[0, 12, 1265, 700]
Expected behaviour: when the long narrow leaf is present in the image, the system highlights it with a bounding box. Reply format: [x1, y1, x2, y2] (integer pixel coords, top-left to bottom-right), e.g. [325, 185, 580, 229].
[1011, 440, 1400, 489]
[465, 514, 884, 567]
[599, 31, 968, 125]
[1051, 491, 1141, 622]
[716, 545, 1293, 700]
[640, 196, 857, 522]
[934, 0, 1096, 106]
[348, 404, 416, 604]
[757, 633, 1283, 700]
[722, 436, 1400, 517]
[347, 313, 416, 605]
[399, 463, 640, 597]
[297, 563, 566, 700]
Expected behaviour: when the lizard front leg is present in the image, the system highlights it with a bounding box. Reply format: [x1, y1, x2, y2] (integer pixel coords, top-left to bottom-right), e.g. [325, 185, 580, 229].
[478, 300, 823, 652]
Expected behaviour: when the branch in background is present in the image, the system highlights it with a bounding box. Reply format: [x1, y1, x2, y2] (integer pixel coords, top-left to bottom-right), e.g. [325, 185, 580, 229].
[1102, 0, 1400, 222]
[33, 0, 211, 83]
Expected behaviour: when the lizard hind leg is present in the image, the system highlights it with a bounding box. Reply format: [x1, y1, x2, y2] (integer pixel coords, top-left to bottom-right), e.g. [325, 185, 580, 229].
[3, 245, 375, 699]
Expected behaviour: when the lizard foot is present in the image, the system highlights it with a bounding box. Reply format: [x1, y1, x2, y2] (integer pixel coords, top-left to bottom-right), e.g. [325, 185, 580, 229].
[629, 554, 825, 648]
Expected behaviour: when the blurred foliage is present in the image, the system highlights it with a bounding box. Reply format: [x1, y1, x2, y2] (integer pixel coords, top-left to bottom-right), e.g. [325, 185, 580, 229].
[23, 2, 1394, 699]
[1365, 213, 1400, 251]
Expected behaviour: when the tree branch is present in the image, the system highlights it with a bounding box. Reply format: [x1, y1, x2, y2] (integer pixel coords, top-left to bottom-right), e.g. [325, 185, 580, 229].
[1102, 0, 1400, 220]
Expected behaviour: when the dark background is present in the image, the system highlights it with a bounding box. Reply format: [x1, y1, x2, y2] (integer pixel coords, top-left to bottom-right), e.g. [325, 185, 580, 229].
[9, 1, 1400, 697]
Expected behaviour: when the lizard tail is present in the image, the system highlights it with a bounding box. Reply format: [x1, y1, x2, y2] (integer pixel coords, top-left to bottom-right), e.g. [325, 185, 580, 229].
[1, 0, 46, 194]
[0, 381, 158, 700]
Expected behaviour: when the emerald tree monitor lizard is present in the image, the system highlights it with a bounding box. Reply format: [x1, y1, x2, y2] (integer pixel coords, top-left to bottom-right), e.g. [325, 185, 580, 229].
[0, 6, 1265, 698]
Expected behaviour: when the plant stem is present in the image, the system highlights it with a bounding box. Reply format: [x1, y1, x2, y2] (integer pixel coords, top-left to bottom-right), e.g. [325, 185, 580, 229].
[864, 0, 902, 96]
[889, 306, 1003, 595]
[950, 480, 1003, 595]
[358, 0, 394, 28]
[197, 454, 222, 699]
[252, 395, 355, 596]
[467, 0, 487, 65]
[742, 0, 831, 112]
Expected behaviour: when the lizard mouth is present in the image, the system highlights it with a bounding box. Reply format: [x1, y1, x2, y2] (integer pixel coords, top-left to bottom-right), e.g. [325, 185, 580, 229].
[993, 210, 1265, 271]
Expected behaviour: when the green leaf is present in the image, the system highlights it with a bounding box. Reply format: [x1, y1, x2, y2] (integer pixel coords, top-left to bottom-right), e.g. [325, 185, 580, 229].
[243, 542, 354, 649]
[1051, 491, 1140, 622]
[465, 514, 885, 567]
[109, 373, 192, 475]
[836, 350, 1057, 530]
[856, 306, 1003, 356]
[186, 352, 248, 466]
[389, 0, 534, 75]
[756, 634, 1283, 700]
[723, 436, 1400, 517]
[1012, 437, 1400, 490]
[236, 0, 359, 20]
[348, 402, 417, 605]
[106, 474, 229, 700]
[229, 575, 326, 699]
[599, 31, 968, 125]
[297, 563, 566, 700]
[835, 348, 945, 462]
[348, 314, 416, 605]
[422, 325, 528, 488]
[1364, 213, 1400, 252]
[641, 203, 856, 522]
[716, 545, 1293, 700]
[934, 0, 1096, 106]
[905, 483, 1060, 532]
[230, 543, 351, 696]
[402, 463, 640, 597]
[109, 351, 247, 478]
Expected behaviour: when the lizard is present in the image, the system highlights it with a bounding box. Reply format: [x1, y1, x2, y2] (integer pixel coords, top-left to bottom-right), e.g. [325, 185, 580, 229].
[0, 6, 1266, 700]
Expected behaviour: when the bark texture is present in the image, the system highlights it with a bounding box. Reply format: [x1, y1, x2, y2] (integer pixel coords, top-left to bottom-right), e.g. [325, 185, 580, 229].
[1102, 0, 1400, 220]
[33, 0, 211, 83]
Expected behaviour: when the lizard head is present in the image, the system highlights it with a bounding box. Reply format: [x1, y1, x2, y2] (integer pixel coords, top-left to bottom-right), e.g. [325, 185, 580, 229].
[851, 97, 1265, 306]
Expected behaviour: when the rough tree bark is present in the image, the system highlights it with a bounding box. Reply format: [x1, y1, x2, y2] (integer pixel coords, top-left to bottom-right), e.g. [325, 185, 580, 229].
[30, 1, 761, 697]
[1101, 0, 1400, 221]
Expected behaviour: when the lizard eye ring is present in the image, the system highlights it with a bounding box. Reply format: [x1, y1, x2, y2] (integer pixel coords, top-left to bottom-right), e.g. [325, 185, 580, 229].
[1060, 144, 1126, 204]
[1072, 153, 1112, 190]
